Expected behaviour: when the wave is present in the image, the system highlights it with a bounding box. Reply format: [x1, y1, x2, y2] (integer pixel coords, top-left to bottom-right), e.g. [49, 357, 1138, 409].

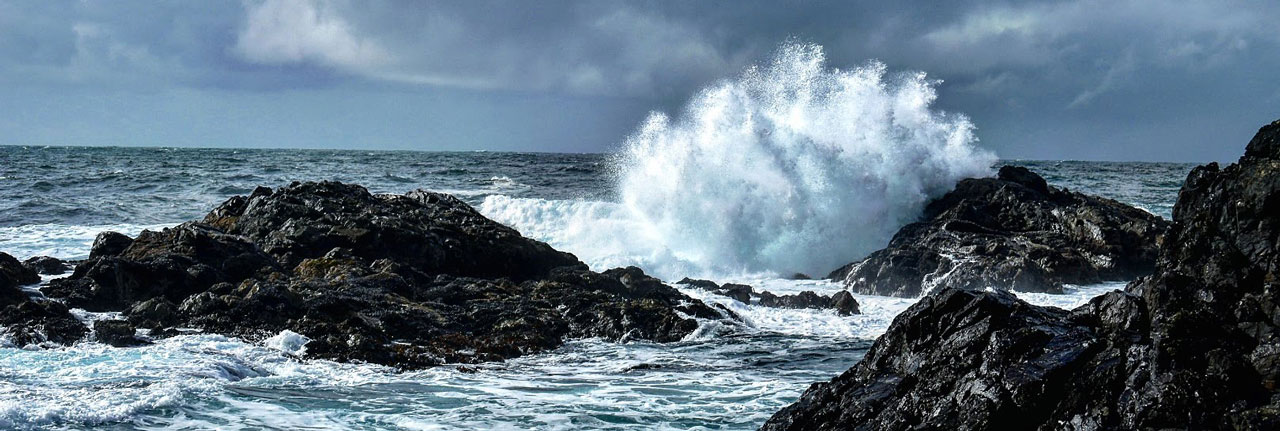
[485, 42, 994, 279]
[0, 223, 174, 260]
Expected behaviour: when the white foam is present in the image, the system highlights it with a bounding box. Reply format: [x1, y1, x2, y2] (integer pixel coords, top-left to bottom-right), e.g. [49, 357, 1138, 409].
[484, 42, 993, 280]
[0, 222, 173, 260]
[0, 334, 392, 429]
[672, 279, 918, 340]
[1011, 282, 1127, 310]
[262, 330, 310, 356]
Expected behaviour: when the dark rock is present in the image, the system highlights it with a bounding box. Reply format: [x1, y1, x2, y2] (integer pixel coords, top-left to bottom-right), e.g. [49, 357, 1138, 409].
[998, 164, 1050, 194]
[829, 291, 859, 316]
[93, 320, 149, 347]
[0, 252, 40, 294]
[830, 165, 1168, 296]
[676, 278, 752, 303]
[759, 290, 824, 309]
[676, 277, 721, 290]
[90, 231, 133, 258]
[22, 256, 69, 276]
[45, 223, 284, 311]
[755, 290, 859, 315]
[125, 298, 180, 329]
[764, 119, 1280, 430]
[0, 252, 85, 346]
[764, 288, 1098, 430]
[676, 277, 859, 315]
[0, 300, 87, 346]
[201, 181, 583, 281]
[718, 283, 754, 303]
[41, 181, 722, 368]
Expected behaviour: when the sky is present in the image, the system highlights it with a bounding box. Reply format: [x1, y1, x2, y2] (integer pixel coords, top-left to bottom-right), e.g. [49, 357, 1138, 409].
[1, 0, 1278, 161]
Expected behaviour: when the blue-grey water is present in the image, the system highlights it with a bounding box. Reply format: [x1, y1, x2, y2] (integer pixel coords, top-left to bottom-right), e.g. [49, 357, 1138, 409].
[0, 145, 1195, 430]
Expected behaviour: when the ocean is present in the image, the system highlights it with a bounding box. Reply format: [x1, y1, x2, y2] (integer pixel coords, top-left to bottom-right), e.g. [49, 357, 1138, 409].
[0, 144, 1194, 430]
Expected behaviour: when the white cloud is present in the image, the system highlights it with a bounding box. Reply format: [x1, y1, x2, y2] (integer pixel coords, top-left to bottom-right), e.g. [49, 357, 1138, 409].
[233, 0, 388, 73]
[228, 1, 743, 97]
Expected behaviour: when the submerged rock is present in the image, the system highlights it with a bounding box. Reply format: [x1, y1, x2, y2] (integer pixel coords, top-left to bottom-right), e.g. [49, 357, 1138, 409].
[830, 165, 1167, 297]
[675, 278, 859, 315]
[42, 181, 723, 368]
[763, 119, 1280, 430]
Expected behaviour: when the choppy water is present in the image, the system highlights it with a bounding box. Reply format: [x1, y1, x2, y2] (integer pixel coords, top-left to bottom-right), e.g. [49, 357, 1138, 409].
[0, 143, 1193, 430]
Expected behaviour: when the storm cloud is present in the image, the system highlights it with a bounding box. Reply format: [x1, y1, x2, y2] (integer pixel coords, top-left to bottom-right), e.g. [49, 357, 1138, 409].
[1, 0, 1277, 161]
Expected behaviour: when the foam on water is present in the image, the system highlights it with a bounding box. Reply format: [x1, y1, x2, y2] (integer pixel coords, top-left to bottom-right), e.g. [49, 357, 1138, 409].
[0, 276, 1126, 430]
[0, 223, 171, 260]
[484, 43, 994, 279]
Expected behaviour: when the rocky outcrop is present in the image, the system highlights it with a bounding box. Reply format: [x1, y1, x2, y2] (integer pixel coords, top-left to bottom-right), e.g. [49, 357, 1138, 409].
[22, 256, 69, 275]
[830, 165, 1167, 297]
[675, 278, 859, 315]
[0, 252, 86, 346]
[90, 231, 133, 258]
[93, 320, 148, 347]
[43, 181, 723, 368]
[763, 120, 1280, 430]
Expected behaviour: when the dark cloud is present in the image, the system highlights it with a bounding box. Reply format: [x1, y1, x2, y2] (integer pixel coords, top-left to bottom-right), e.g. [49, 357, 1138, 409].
[1, 0, 1276, 161]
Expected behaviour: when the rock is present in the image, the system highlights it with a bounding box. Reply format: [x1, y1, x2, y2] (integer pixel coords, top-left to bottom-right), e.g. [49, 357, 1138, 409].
[764, 288, 1097, 430]
[759, 290, 823, 308]
[830, 165, 1168, 297]
[22, 256, 69, 276]
[763, 119, 1280, 430]
[201, 182, 583, 281]
[0, 252, 40, 293]
[125, 297, 180, 329]
[829, 291, 859, 316]
[93, 320, 149, 347]
[0, 300, 87, 346]
[676, 278, 721, 290]
[41, 181, 722, 368]
[90, 231, 133, 258]
[0, 252, 86, 346]
[45, 223, 284, 311]
[718, 283, 754, 303]
[676, 277, 858, 315]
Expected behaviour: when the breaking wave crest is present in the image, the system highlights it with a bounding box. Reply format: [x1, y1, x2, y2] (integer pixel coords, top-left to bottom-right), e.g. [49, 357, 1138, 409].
[484, 42, 994, 278]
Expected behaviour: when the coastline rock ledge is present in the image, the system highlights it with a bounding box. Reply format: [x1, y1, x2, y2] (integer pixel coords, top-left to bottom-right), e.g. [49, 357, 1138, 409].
[39, 181, 725, 369]
[763, 119, 1280, 430]
[829, 164, 1168, 297]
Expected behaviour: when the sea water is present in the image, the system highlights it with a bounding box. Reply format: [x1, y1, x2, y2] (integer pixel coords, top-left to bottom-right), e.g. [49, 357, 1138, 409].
[0, 43, 1196, 430]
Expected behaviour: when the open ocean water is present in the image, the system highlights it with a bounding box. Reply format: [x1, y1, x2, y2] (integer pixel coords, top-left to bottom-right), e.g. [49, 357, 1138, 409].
[0, 144, 1195, 430]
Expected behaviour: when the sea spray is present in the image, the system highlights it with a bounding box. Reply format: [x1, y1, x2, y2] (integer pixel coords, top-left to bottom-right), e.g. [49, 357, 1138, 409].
[484, 42, 995, 278]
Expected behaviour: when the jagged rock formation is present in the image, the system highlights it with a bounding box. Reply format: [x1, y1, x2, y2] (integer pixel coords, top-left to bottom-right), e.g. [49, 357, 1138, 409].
[0, 252, 85, 346]
[22, 256, 69, 275]
[763, 120, 1280, 430]
[676, 278, 860, 315]
[42, 181, 724, 368]
[830, 165, 1168, 297]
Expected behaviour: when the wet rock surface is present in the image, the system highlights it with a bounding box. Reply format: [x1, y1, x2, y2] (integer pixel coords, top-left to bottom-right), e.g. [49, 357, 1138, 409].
[764, 120, 1280, 430]
[830, 165, 1168, 297]
[39, 181, 723, 368]
[90, 231, 133, 259]
[22, 256, 70, 275]
[0, 252, 86, 346]
[93, 320, 149, 347]
[676, 278, 859, 316]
